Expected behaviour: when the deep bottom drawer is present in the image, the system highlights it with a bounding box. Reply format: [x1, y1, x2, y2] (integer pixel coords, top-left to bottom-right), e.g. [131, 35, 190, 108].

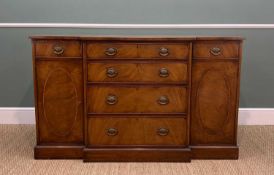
[87, 117, 187, 146]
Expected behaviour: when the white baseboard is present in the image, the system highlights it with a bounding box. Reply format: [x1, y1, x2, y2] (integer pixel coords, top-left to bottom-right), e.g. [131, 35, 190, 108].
[0, 108, 35, 124]
[238, 108, 274, 125]
[0, 108, 273, 125]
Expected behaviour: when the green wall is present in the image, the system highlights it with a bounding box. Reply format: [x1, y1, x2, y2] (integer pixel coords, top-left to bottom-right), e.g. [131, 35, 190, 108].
[0, 28, 274, 107]
[1, 0, 274, 23]
[0, 0, 274, 107]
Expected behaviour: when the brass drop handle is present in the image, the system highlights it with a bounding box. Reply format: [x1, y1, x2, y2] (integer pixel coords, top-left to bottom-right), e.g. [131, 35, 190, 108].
[159, 47, 169, 56]
[107, 128, 118, 136]
[159, 68, 169, 78]
[210, 47, 222, 56]
[106, 95, 118, 105]
[158, 96, 169, 105]
[157, 128, 169, 136]
[105, 47, 117, 56]
[53, 45, 64, 55]
[106, 67, 118, 78]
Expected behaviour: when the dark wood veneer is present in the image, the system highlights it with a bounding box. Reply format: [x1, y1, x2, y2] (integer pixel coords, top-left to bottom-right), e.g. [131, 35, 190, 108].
[31, 36, 243, 162]
[87, 86, 187, 113]
[83, 148, 191, 162]
[35, 60, 84, 144]
[35, 40, 82, 58]
[87, 117, 187, 146]
[87, 62, 188, 83]
[191, 61, 239, 145]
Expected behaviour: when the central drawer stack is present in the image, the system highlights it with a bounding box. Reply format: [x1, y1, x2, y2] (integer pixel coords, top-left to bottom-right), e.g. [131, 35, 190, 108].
[84, 40, 192, 161]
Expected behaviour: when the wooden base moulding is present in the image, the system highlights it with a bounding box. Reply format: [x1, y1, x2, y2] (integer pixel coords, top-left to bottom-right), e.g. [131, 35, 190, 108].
[34, 146, 84, 159]
[34, 146, 238, 161]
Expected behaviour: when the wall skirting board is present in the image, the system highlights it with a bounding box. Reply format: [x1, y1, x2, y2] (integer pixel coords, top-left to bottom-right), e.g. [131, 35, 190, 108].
[0, 23, 274, 28]
[0, 108, 273, 125]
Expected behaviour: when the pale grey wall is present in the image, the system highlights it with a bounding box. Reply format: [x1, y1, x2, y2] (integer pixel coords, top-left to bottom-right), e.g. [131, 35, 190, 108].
[0, 28, 274, 107]
[0, 0, 274, 23]
[0, 0, 274, 107]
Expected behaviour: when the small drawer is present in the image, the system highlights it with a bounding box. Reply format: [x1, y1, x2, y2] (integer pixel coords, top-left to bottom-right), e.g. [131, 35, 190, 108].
[193, 41, 240, 59]
[139, 44, 189, 59]
[35, 40, 82, 58]
[87, 62, 188, 83]
[86, 43, 138, 59]
[87, 117, 187, 146]
[87, 86, 187, 113]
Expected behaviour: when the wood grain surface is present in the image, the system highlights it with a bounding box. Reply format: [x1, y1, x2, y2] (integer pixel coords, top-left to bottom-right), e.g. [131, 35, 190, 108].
[35, 40, 82, 58]
[193, 41, 240, 58]
[191, 61, 239, 145]
[87, 62, 188, 83]
[87, 117, 187, 146]
[35, 60, 83, 144]
[31, 36, 243, 161]
[87, 86, 187, 113]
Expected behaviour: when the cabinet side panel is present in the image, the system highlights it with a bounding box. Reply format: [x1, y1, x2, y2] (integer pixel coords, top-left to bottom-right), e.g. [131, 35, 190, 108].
[35, 60, 83, 144]
[191, 61, 239, 145]
[32, 42, 40, 144]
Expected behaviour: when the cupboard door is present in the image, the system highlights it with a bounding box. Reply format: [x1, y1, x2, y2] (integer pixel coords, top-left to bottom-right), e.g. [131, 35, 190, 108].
[191, 61, 239, 145]
[35, 60, 83, 144]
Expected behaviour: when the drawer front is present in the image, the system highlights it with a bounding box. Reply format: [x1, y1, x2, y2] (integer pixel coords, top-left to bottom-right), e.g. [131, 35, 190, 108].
[139, 44, 189, 59]
[87, 43, 138, 59]
[87, 86, 187, 113]
[35, 40, 82, 58]
[87, 63, 188, 83]
[193, 41, 240, 59]
[87, 117, 187, 146]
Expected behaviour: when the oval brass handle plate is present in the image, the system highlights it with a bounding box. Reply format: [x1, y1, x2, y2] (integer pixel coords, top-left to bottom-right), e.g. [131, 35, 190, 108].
[158, 96, 169, 105]
[157, 128, 169, 136]
[105, 47, 117, 56]
[106, 67, 118, 78]
[106, 128, 118, 136]
[210, 47, 222, 56]
[106, 95, 118, 105]
[159, 68, 169, 78]
[159, 47, 169, 56]
[53, 45, 64, 55]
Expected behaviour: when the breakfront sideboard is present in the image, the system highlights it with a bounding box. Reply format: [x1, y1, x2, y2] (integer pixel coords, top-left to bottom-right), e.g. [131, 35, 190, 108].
[30, 36, 243, 162]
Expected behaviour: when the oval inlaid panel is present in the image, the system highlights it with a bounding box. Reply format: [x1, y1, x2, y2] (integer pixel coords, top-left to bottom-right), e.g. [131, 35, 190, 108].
[43, 68, 78, 137]
[197, 69, 230, 135]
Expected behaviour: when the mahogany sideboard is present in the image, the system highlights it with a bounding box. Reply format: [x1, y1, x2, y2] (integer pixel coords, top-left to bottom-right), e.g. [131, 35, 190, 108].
[30, 36, 243, 162]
